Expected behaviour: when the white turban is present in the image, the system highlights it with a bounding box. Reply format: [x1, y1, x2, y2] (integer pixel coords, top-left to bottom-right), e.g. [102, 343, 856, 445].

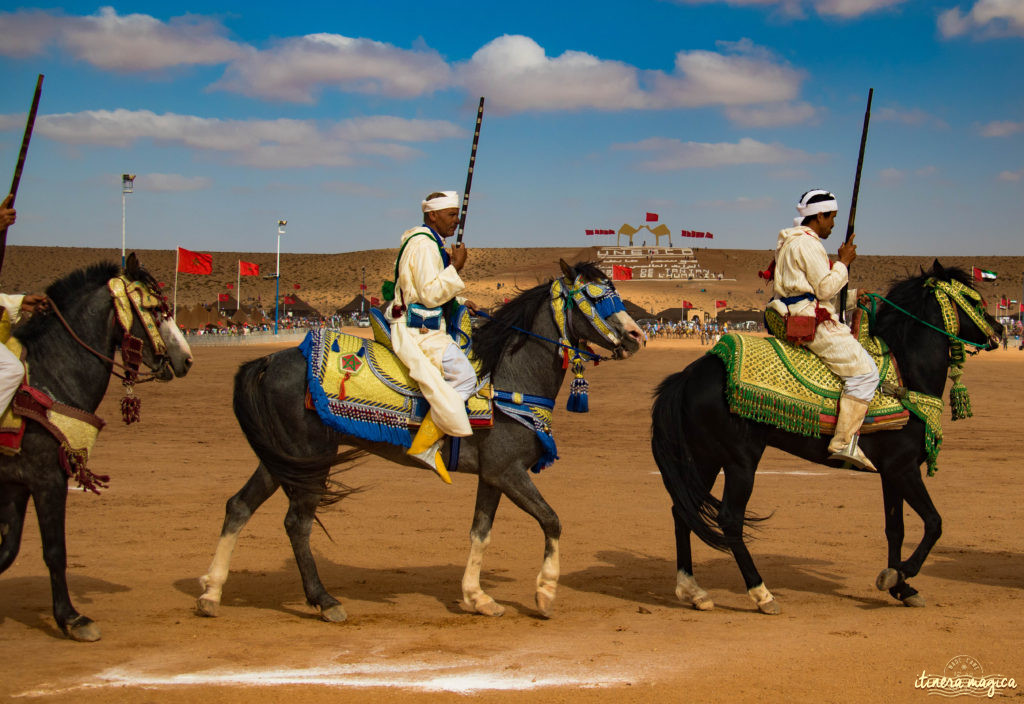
[794, 189, 838, 226]
[422, 191, 460, 213]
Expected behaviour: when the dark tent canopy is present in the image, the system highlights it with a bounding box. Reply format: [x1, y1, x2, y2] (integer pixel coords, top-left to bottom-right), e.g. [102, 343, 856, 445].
[334, 294, 378, 316]
[716, 308, 764, 324]
[621, 299, 654, 320]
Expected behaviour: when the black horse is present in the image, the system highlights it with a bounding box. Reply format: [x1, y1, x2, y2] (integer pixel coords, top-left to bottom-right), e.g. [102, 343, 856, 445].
[651, 262, 1001, 614]
[197, 261, 642, 621]
[0, 255, 193, 641]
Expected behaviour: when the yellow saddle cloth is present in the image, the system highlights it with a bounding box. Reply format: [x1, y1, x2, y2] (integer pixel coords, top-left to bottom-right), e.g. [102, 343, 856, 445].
[709, 308, 910, 438]
[300, 307, 492, 448]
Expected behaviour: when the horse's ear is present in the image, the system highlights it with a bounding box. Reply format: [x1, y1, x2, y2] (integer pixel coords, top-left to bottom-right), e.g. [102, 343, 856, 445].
[125, 252, 141, 278]
[558, 259, 575, 280]
[931, 258, 944, 276]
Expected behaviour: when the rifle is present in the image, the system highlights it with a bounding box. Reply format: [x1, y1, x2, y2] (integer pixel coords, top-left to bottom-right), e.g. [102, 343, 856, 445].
[0, 74, 44, 276]
[838, 88, 872, 323]
[455, 97, 485, 247]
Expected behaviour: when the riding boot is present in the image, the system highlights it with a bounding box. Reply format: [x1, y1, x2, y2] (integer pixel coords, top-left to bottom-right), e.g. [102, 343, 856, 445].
[827, 394, 877, 472]
[407, 411, 452, 484]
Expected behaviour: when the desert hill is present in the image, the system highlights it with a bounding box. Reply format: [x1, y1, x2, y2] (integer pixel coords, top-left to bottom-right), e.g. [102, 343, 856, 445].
[1, 245, 1021, 320]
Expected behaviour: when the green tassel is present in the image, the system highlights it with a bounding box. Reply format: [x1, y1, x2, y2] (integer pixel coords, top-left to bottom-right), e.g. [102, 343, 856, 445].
[949, 381, 972, 421]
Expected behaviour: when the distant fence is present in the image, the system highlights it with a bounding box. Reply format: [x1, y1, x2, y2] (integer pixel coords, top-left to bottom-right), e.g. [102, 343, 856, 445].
[184, 330, 310, 347]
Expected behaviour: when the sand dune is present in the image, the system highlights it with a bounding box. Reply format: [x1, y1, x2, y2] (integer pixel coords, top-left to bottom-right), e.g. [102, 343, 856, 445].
[2, 245, 1021, 319]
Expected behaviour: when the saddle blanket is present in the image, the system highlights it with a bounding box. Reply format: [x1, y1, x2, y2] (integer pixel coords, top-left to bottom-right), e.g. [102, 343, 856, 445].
[299, 328, 493, 448]
[709, 329, 909, 439]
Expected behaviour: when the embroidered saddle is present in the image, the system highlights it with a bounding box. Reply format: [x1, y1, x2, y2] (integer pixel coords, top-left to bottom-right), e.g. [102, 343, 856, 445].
[299, 306, 494, 448]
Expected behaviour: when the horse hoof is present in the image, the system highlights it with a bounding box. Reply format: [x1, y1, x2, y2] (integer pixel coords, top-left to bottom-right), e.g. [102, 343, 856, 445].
[876, 568, 900, 591]
[535, 591, 555, 619]
[196, 597, 219, 617]
[469, 596, 505, 617]
[757, 599, 781, 615]
[692, 596, 715, 611]
[63, 616, 101, 642]
[319, 604, 348, 623]
[902, 594, 926, 608]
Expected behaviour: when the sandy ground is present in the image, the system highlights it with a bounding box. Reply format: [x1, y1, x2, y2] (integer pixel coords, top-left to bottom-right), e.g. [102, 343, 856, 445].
[1, 335, 1023, 703]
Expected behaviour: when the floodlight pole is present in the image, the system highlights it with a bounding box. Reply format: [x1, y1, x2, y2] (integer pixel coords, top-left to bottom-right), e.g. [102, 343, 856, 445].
[275, 219, 286, 335]
[120, 173, 135, 271]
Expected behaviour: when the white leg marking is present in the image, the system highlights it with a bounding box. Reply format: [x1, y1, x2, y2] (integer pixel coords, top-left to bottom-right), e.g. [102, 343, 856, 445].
[462, 534, 504, 616]
[747, 582, 780, 614]
[197, 532, 240, 614]
[534, 538, 560, 617]
[675, 570, 714, 611]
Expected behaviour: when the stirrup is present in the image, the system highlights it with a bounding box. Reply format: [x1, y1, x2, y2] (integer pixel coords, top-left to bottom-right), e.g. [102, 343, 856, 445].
[408, 441, 452, 484]
[828, 435, 877, 472]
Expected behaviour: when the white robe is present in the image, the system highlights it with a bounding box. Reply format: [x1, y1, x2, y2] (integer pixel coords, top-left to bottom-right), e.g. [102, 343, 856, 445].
[768, 226, 874, 377]
[385, 227, 472, 437]
[0, 294, 25, 412]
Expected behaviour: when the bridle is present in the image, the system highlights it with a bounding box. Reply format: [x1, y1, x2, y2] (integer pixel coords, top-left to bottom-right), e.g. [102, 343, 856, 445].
[45, 274, 174, 423]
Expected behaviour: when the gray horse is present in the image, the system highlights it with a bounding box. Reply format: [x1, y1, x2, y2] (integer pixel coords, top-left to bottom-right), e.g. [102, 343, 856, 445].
[197, 260, 642, 621]
[0, 254, 193, 641]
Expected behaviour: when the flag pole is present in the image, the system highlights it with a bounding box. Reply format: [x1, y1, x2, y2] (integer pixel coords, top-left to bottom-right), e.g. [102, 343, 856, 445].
[173, 247, 179, 320]
[237, 260, 241, 317]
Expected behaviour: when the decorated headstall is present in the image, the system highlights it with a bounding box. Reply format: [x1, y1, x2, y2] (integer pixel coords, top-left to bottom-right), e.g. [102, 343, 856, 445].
[549, 275, 626, 413]
[924, 277, 995, 421]
[107, 275, 171, 424]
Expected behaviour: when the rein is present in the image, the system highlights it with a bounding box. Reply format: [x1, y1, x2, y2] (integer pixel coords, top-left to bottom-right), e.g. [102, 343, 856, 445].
[861, 292, 992, 350]
[471, 309, 606, 362]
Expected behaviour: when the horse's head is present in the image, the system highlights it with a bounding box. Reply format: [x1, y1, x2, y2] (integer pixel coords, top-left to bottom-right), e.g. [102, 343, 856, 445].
[556, 259, 643, 359]
[122, 253, 193, 380]
[923, 259, 1002, 351]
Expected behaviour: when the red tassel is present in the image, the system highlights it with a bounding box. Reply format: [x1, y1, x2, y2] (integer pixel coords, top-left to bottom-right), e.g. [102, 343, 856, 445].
[338, 372, 351, 400]
[121, 394, 141, 425]
[561, 348, 570, 370]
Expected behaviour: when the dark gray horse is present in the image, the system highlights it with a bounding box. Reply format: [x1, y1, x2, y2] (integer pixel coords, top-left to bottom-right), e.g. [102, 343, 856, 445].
[0, 254, 193, 641]
[197, 261, 642, 621]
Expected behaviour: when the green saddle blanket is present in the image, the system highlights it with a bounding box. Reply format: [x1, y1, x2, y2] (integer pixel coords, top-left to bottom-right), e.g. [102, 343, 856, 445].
[710, 308, 909, 438]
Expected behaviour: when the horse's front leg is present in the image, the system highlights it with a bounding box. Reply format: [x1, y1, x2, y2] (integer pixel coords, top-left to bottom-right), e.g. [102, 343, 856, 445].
[0, 483, 31, 573]
[31, 477, 100, 641]
[461, 478, 506, 616]
[876, 470, 935, 607]
[197, 463, 279, 617]
[486, 464, 561, 618]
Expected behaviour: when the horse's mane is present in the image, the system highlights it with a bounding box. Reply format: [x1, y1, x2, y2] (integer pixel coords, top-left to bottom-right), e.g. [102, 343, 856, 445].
[472, 261, 608, 378]
[873, 261, 974, 349]
[15, 261, 122, 345]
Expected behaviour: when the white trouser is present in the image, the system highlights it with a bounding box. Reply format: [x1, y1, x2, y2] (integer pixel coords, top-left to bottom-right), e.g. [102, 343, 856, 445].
[0, 342, 23, 412]
[442, 342, 476, 402]
[842, 362, 879, 403]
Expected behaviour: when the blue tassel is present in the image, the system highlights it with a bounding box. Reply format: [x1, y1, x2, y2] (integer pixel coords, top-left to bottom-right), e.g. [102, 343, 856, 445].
[566, 360, 589, 413]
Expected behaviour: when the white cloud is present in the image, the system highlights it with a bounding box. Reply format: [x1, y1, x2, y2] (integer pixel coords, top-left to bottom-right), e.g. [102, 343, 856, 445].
[666, 0, 906, 19]
[0, 109, 463, 169]
[979, 120, 1024, 137]
[614, 136, 814, 171]
[725, 101, 819, 126]
[997, 169, 1022, 181]
[939, 0, 1024, 38]
[876, 106, 948, 129]
[695, 195, 776, 210]
[213, 33, 451, 103]
[141, 173, 213, 192]
[879, 167, 906, 183]
[0, 10, 62, 57]
[458, 35, 803, 113]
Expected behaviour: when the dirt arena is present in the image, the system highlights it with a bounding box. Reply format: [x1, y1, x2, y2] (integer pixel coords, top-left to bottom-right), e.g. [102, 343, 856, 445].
[1, 334, 1022, 702]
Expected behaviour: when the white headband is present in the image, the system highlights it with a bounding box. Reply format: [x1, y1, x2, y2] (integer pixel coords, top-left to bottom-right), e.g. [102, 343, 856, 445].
[794, 190, 838, 226]
[422, 191, 460, 213]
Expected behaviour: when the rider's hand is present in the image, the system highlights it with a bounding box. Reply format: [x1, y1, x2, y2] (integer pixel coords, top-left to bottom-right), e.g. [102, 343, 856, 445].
[21, 293, 48, 313]
[450, 243, 468, 272]
[0, 194, 15, 230]
[837, 234, 857, 267]
[464, 300, 478, 314]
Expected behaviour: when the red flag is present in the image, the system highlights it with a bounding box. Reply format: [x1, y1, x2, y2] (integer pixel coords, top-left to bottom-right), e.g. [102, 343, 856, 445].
[239, 260, 260, 276]
[695, 231, 706, 238]
[682, 300, 693, 309]
[177, 246, 212, 275]
[218, 293, 229, 302]
[585, 229, 595, 236]
[226, 283, 235, 289]
[646, 212, 658, 222]
[716, 300, 727, 308]
[157, 281, 166, 288]
[283, 296, 295, 305]
[370, 296, 380, 306]
[612, 265, 633, 281]
[293, 283, 301, 290]
[706, 233, 714, 239]
[359, 284, 367, 290]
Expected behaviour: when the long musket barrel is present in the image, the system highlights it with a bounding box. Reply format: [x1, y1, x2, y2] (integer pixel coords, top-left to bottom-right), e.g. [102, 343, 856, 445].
[838, 87, 873, 323]
[0, 74, 44, 275]
[455, 97, 485, 247]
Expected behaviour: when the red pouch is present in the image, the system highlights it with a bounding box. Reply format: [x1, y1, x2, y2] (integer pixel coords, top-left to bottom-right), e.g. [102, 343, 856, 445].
[785, 315, 817, 345]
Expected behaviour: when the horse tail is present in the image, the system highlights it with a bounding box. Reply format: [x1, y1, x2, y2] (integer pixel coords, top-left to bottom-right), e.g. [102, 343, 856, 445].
[233, 355, 364, 507]
[651, 363, 731, 552]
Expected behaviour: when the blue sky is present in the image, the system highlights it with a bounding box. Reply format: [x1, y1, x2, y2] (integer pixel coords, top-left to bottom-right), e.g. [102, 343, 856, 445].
[0, 0, 1021, 256]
